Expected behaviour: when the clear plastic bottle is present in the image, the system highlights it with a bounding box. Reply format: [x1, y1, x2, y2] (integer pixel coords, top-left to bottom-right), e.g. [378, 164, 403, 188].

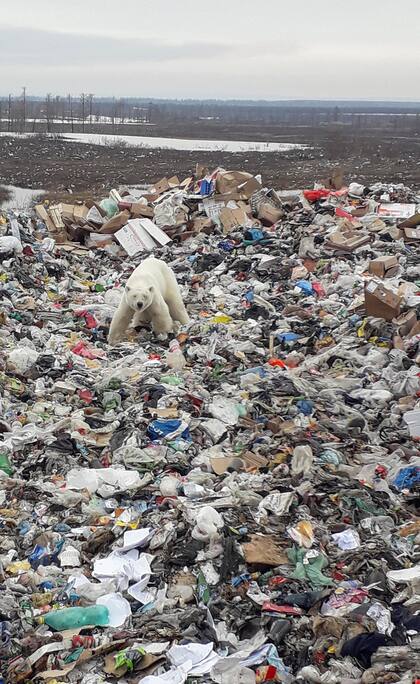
[38, 605, 109, 630]
[165, 339, 186, 370]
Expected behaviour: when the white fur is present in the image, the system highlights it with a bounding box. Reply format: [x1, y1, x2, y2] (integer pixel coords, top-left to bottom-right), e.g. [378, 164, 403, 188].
[108, 257, 189, 344]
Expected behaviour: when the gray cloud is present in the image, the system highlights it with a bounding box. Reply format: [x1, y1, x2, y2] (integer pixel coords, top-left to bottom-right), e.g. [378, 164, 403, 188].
[0, 0, 419, 99]
[0, 26, 233, 66]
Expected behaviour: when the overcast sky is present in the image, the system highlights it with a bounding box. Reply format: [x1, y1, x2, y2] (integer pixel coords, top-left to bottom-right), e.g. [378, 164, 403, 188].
[1, 0, 419, 100]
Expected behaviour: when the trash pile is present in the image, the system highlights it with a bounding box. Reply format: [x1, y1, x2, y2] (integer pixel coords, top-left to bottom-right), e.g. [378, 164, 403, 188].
[0, 166, 420, 684]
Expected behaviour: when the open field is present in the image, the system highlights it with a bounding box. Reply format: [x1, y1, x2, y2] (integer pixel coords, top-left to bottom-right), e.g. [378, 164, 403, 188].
[0, 120, 419, 204]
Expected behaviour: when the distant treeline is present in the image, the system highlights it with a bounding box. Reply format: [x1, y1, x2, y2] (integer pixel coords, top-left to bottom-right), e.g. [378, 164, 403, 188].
[1, 93, 420, 134]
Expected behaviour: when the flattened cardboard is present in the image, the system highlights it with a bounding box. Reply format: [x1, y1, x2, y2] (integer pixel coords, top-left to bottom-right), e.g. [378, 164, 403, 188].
[153, 177, 170, 195]
[242, 534, 289, 566]
[129, 203, 155, 219]
[399, 212, 420, 229]
[364, 281, 401, 321]
[195, 163, 209, 179]
[219, 207, 247, 234]
[99, 210, 130, 235]
[152, 176, 180, 196]
[191, 217, 214, 234]
[368, 255, 399, 278]
[210, 451, 268, 474]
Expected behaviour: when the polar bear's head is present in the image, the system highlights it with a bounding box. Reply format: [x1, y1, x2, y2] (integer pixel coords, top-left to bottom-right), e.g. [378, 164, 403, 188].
[125, 283, 154, 312]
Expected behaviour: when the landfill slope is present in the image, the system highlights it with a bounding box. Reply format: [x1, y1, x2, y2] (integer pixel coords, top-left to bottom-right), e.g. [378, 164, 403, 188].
[0, 169, 420, 684]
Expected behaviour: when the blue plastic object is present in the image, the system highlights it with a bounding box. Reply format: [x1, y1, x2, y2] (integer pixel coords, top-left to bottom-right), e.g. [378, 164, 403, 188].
[393, 466, 420, 491]
[296, 280, 314, 295]
[147, 419, 190, 441]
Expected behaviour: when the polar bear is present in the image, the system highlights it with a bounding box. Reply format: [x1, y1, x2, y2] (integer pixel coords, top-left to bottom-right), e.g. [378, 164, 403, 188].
[108, 257, 189, 344]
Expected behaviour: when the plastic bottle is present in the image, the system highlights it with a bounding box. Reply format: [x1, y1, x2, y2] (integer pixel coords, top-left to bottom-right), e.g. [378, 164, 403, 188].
[0, 453, 12, 476]
[165, 339, 186, 370]
[38, 605, 109, 630]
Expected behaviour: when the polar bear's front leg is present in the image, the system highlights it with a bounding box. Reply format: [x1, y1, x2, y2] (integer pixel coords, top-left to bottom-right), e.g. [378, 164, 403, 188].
[108, 299, 133, 345]
[151, 301, 173, 339]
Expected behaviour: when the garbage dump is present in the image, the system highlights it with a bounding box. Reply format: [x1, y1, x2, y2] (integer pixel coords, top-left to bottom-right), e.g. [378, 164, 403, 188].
[1, 165, 420, 684]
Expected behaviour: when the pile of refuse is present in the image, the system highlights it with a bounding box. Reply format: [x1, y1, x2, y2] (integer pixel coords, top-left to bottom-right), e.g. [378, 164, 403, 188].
[0, 166, 420, 684]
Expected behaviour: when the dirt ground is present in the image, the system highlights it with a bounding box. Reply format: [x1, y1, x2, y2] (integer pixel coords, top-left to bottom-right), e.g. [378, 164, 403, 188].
[0, 122, 419, 202]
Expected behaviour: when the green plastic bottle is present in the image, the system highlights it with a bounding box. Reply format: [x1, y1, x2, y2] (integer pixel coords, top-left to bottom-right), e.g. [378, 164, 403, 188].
[39, 605, 109, 630]
[0, 453, 12, 476]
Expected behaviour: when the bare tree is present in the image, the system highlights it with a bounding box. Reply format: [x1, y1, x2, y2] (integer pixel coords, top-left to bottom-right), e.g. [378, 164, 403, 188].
[8, 94, 12, 132]
[68, 94, 74, 132]
[22, 86, 26, 132]
[88, 93, 94, 126]
[80, 93, 86, 132]
[45, 93, 52, 132]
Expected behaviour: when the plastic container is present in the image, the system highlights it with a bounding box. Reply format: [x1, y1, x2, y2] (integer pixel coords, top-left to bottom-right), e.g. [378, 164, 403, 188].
[39, 605, 109, 630]
[165, 339, 186, 370]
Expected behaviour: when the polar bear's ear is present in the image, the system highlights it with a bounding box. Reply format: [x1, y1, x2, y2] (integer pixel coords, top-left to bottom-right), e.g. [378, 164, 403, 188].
[125, 285, 130, 291]
[148, 285, 154, 292]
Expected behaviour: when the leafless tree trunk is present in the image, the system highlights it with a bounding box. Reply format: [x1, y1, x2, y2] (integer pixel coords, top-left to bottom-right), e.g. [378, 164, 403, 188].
[80, 94, 86, 132]
[8, 94, 12, 132]
[68, 94, 74, 132]
[45, 93, 52, 132]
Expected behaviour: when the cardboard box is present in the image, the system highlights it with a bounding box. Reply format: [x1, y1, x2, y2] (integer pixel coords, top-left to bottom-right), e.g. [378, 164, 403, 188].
[59, 203, 77, 222]
[216, 170, 254, 195]
[115, 218, 171, 256]
[394, 310, 418, 338]
[35, 204, 56, 233]
[364, 281, 401, 321]
[378, 203, 416, 220]
[368, 255, 399, 278]
[241, 176, 262, 199]
[326, 230, 371, 252]
[219, 207, 248, 234]
[403, 227, 420, 241]
[49, 205, 65, 229]
[73, 204, 90, 225]
[258, 203, 283, 226]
